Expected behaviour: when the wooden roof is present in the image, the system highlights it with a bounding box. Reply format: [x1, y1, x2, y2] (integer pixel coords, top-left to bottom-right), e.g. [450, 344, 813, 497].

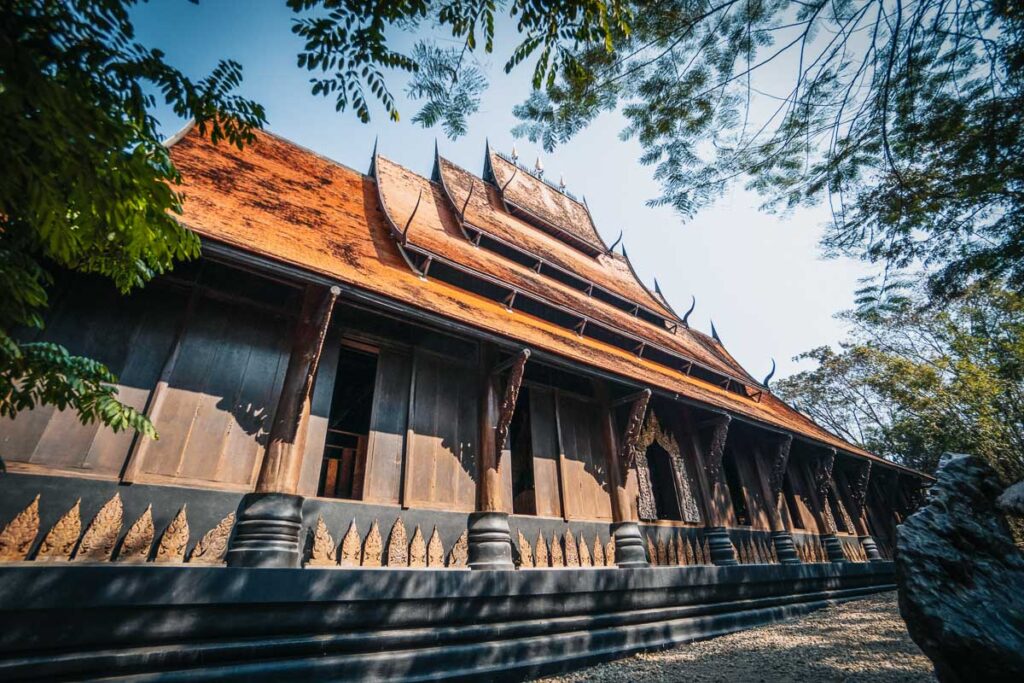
[167, 126, 924, 475]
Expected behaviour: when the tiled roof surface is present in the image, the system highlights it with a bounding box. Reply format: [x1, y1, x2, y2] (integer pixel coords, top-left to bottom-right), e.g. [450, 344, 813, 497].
[168, 127, 922, 474]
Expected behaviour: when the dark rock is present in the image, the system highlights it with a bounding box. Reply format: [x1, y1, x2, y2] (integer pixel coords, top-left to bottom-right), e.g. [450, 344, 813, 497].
[896, 454, 1024, 682]
[997, 480, 1024, 516]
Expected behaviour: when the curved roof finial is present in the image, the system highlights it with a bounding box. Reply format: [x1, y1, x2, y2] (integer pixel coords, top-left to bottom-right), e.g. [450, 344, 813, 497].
[654, 277, 663, 296]
[763, 358, 776, 387]
[711, 320, 722, 343]
[608, 230, 623, 252]
[682, 295, 696, 326]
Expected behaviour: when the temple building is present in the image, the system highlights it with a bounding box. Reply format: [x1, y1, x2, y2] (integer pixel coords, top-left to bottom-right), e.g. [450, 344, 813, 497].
[0, 126, 930, 680]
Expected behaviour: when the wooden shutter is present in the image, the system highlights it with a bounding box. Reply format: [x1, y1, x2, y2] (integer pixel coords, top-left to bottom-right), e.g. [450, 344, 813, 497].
[361, 347, 413, 504]
[527, 387, 563, 518]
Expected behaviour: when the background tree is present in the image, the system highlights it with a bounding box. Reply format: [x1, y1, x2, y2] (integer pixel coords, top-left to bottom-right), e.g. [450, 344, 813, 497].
[0, 0, 265, 435]
[775, 284, 1024, 480]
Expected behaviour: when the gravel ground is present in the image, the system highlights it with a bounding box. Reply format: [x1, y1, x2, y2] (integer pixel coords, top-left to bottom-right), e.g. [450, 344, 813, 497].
[535, 593, 935, 682]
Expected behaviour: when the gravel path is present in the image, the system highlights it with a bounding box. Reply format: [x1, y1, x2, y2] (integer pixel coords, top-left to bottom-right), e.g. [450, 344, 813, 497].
[535, 593, 935, 682]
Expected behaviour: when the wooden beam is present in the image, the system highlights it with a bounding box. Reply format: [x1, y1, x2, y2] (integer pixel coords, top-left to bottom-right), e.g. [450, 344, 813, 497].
[254, 284, 340, 495]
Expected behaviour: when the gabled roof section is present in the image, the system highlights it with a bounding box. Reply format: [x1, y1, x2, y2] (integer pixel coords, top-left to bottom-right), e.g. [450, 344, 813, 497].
[485, 146, 607, 256]
[165, 126, 926, 477]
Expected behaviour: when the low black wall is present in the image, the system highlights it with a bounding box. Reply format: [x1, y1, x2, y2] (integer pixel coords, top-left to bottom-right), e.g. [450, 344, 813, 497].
[0, 561, 895, 682]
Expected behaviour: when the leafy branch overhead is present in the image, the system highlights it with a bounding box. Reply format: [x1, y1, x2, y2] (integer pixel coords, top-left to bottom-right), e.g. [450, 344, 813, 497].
[295, 0, 1023, 303]
[0, 0, 266, 435]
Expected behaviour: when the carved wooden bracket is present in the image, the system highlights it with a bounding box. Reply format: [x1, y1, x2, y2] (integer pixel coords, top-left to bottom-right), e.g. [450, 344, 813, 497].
[848, 461, 872, 512]
[617, 389, 651, 473]
[812, 448, 836, 500]
[704, 413, 732, 481]
[493, 349, 530, 465]
[812, 448, 838, 534]
[768, 434, 793, 500]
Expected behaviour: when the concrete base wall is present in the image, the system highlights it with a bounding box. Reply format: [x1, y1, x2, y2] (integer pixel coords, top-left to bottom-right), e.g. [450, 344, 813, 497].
[0, 562, 894, 681]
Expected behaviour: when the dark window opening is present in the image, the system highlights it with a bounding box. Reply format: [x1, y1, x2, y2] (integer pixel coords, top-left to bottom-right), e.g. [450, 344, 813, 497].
[722, 452, 751, 525]
[509, 388, 536, 515]
[647, 443, 682, 521]
[782, 477, 805, 529]
[319, 348, 378, 499]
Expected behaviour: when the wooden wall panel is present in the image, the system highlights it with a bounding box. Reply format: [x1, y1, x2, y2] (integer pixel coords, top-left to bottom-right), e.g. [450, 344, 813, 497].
[404, 351, 478, 511]
[0, 280, 184, 477]
[528, 387, 562, 518]
[556, 394, 613, 521]
[132, 296, 291, 489]
[362, 347, 413, 504]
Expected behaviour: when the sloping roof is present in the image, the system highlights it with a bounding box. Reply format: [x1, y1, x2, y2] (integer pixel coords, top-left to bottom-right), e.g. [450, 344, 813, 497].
[167, 126, 922, 474]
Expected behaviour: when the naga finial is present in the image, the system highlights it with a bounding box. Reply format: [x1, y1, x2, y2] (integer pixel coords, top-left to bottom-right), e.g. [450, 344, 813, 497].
[682, 295, 696, 327]
[763, 358, 776, 387]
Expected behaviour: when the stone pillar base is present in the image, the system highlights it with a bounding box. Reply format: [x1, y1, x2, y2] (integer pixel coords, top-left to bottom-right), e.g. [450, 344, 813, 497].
[706, 526, 739, 566]
[822, 534, 847, 563]
[468, 511, 514, 570]
[226, 493, 303, 568]
[860, 535, 884, 562]
[611, 522, 649, 568]
[770, 530, 801, 565]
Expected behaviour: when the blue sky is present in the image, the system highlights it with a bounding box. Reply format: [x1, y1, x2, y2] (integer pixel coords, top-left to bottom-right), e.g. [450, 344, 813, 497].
[133, 1, 873, 382]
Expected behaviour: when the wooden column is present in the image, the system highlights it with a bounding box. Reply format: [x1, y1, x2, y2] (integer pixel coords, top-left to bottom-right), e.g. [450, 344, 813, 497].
[229, 283, 340, 568]
[468, 343, 527, 570]
[759, 434, 800, 564]
[843, 460, 883, 560]
[255, 284, 341, 495]
[700, 412, 738, 566]
[596, 382, 649, 567]
[810, 447, 847, 562]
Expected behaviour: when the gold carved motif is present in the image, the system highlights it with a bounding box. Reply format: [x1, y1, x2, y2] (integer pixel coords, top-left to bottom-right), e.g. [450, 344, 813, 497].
[427, 526, 445, 568]
[646, 535, 657, 565]
[534, 532, 549, 568]
[339, 520, 361, 567]
[593, 535, 605, 567]
[308, 515, 337, 567]
[684, 537, 695, 565]
[564, 530, 579, 567]
[74, 493, 123, 562]
[363, 520, 383, 567]
[387, 518, 408, 567]
[409, 526, 426, 568]
[449, 530, 468, 567]
[549, 532, 564, 567]
[517, 529, 533, 568]
[605, 539, 615, 566]
[189, 512, 235, 565]
[578, 533, 591, 567]
[669, 535, 679, 565]
[36, 499, 81, 561]
[118, 505, 154, 562]
[701, 538, 711, 565]
[155, 506, 189, 563]
[0, 494, 40, 562]
[656, 537, 668, 565]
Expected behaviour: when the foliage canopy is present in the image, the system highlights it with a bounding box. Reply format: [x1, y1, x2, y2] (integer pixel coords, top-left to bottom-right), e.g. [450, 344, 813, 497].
[0, 0, 264, 435]
[775, 284, 1024, 480]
